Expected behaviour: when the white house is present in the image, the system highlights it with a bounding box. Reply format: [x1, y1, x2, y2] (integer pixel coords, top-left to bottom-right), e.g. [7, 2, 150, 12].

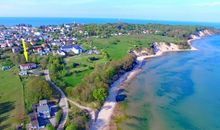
[37, 100, 51, 119]
[57, 50, 66, 56]
[60, 45, 83, 54]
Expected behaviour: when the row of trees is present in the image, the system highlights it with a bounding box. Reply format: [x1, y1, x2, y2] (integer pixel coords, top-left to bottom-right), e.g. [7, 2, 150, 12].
[48, 56, 68, 90]
[81, 23, 211, 39]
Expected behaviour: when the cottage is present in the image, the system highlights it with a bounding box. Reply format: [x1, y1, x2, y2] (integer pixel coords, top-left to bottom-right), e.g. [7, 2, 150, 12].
[37, 100, 51, 119]
[60, 45, 83, 54]
[19, 63, 37, 70]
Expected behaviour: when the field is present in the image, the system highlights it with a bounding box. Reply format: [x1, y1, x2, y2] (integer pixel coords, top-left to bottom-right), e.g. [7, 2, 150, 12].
[91, 34, 182, 60]
[0, 68, 25, 130]
[64, 54, 108, 87]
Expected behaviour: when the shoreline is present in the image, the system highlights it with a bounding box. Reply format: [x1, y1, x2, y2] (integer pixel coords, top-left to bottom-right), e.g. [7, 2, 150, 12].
[90, 30, 214, 130]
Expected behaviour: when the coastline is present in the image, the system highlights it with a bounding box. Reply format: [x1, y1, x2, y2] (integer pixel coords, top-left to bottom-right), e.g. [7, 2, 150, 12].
[90, 29, 215, 130]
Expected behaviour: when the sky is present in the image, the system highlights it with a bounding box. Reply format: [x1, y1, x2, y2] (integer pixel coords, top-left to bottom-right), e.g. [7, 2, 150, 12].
[0, 0, 220, 22]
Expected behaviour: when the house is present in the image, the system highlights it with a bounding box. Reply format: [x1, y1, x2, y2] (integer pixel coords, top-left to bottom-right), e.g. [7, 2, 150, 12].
[1, 43, 7, 48]
[33, 47, 43, 53]
[86, 50, 100, 55]
[7, 42, 14, 47]
[57, 50, 66, 56]
[2, 66, 11, 71]
[19, 63, 37, 70]
[60, 45, 83, 54]
[12, 47, 21, 54]
[37, 100, 51, 119]
[19, 71, 28, 76]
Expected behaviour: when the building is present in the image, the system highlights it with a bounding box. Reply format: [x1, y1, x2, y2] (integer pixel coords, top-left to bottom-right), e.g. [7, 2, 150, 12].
[19, 71, 28, 76]
[19, 63, 37, 70]
[57, 50, 66, 56]
[37, 100, 51, 119]
[2, 66, 11, 71]
[60, 45, 83, 54]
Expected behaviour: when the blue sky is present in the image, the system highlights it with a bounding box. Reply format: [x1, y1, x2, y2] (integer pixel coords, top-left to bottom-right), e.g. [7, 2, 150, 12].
[0, 0, 220, 22]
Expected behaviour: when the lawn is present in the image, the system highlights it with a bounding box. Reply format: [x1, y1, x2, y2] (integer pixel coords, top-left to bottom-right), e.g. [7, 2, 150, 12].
[0, 68, 25, 130]
[64, 54, 108, 87]
[92, 34, 183, 60]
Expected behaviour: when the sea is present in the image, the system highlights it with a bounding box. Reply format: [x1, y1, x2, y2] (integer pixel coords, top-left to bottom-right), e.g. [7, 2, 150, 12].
[0, 17, 220, 28]
[119, 35, 220, 130]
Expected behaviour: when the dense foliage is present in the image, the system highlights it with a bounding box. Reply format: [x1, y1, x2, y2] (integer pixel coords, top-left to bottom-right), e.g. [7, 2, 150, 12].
[68, 54, 136, 107]
[24, 77, 53, 112]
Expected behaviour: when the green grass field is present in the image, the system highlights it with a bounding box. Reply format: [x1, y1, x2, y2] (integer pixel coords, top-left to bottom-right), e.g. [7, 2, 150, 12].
[0, 68, 25, 130]
[92, 34, 182, 60]
[64, 54, 108, 87]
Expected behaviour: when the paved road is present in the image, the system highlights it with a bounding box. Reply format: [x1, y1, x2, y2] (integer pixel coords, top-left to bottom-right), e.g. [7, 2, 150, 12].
[44, 70, 68, 130]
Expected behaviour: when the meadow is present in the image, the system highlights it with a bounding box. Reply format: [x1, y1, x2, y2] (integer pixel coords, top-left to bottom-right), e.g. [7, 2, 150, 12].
[64, 54, 108, 87]
[0, 68, 25, 130]
[91, 34, 182, 60]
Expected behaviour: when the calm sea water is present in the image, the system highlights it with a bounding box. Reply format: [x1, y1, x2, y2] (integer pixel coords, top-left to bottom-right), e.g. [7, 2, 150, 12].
[0, 17, 220, 28]
[120, 35, 220, 130]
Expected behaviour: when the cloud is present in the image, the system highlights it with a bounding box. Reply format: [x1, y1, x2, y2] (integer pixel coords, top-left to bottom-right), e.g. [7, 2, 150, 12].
[195, 2, 220, 7]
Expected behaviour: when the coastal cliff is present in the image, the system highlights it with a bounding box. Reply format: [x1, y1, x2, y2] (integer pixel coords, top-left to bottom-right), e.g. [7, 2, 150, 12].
[133, 29, 216, 60]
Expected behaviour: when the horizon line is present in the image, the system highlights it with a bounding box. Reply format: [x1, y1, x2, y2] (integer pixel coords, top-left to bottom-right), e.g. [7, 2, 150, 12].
[0, 16, 219, 24]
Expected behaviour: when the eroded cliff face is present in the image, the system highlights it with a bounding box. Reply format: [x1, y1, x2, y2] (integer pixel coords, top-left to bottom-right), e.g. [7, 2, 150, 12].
[190, 29, 215, 39]
[133, 29, 216, 57]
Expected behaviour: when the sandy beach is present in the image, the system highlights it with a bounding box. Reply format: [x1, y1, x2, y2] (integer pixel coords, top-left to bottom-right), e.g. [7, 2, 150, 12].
[90, 30, 214, 130]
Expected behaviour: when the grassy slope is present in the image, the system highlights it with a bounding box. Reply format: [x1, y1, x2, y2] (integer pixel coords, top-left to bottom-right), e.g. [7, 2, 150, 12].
[0, 68, 25, 130]
[64, 54, 108, 87]
[92, 34, 183, 60]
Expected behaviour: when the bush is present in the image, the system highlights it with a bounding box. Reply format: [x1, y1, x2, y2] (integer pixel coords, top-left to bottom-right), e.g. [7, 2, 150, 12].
[65, 124, 77, 130]
[46, 124, 55, 130]
[56, 109, 62, 125]
[92, 88, 107, 102]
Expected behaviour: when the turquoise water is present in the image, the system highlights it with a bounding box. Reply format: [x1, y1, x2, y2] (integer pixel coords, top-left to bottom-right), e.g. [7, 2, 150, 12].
[121, 35, 220, 130]
[0, 17, 220, 28]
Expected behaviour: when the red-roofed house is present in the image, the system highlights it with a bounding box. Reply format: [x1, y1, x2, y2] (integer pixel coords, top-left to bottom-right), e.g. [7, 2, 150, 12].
[19, 63, 37, 70]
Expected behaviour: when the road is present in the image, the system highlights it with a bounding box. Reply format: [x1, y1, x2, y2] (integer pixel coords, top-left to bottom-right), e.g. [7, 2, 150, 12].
[44, 70, 68, 130]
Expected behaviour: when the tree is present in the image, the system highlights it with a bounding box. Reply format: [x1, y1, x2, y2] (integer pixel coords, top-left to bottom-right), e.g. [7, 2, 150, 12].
[92, 88, 107, 102]
[25, 77, 53, 111]
[46, 124, 55, 130]
[40, 56, 49, 69]
[65, 124, 77, 130]
[56, 109, 62, 125]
